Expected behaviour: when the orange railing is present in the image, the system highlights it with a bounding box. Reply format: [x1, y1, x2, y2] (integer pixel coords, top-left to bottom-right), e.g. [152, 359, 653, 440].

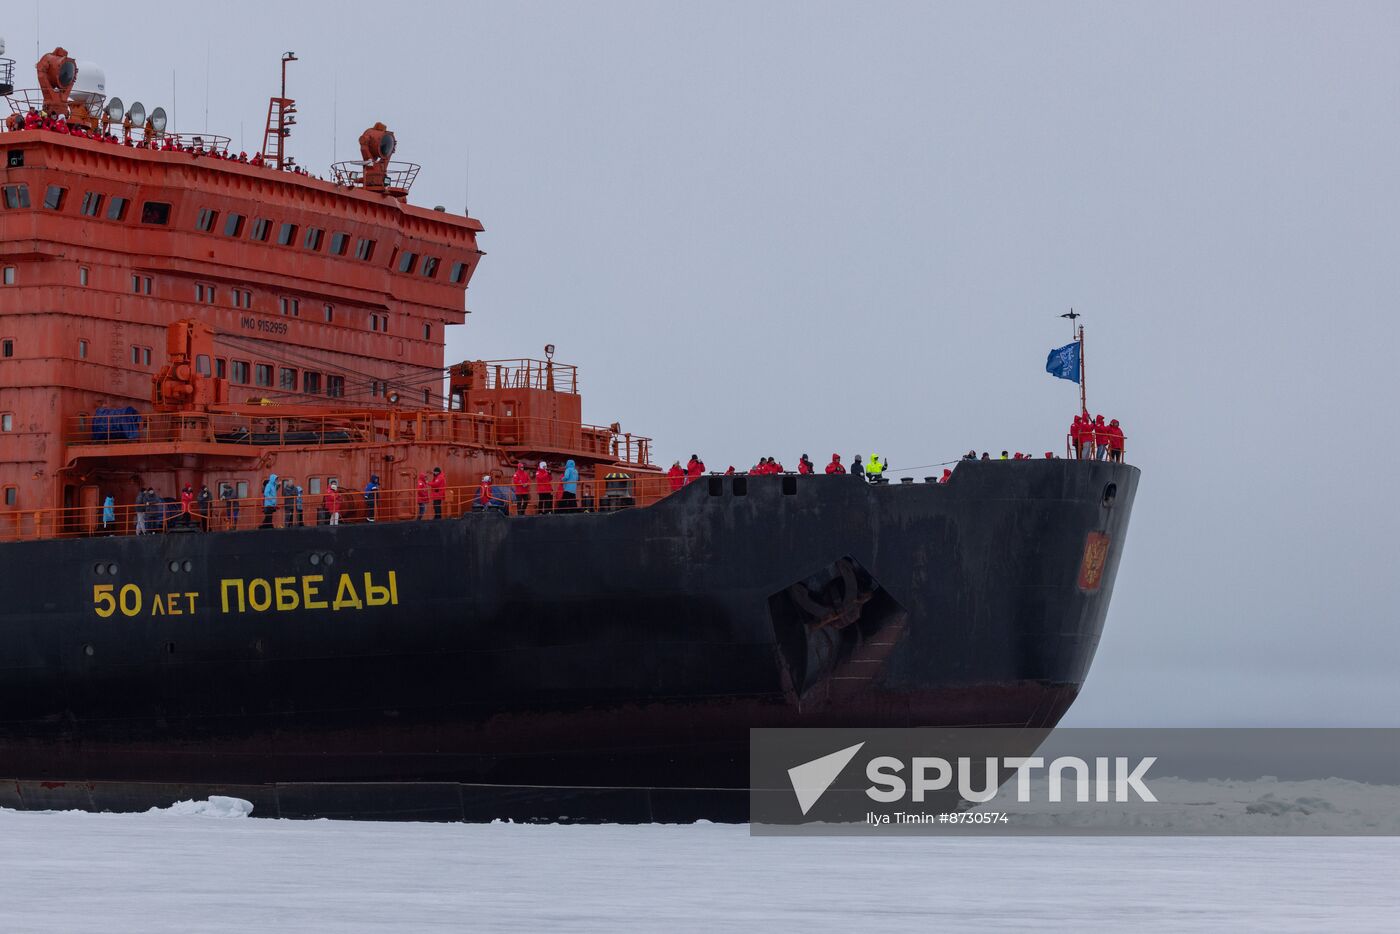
[1063, 432, 1129, 462]
[63, 409, 650, 466]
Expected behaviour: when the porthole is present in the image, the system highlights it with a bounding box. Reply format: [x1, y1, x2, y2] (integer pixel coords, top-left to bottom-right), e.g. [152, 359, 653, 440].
[169, 560, 180, 573]
[182, 560, 193, 572]
[165, 642, 176, 655]
[106, 563, 118, 575]
[82, 643, 94, 657]
[309, 553, 320, 566]
[1102, 483, 1118, 507]
[94, 563, 106, 575]
[323, 553, 335, 566]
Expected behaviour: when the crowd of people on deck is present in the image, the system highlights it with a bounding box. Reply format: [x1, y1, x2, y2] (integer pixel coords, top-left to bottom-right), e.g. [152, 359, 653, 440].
[92, 412, 1128, 535]
[1069, 413, 1127, 462]
[3, 108, 326, 180]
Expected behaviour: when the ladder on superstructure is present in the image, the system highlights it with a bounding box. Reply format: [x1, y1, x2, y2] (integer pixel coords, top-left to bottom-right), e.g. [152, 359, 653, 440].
[260, 52, 298, 169]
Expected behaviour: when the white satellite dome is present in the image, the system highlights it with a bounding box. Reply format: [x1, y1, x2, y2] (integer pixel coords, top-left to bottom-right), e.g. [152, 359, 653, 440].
[0, 37, 7, 57]
[70, 62, 107, 105]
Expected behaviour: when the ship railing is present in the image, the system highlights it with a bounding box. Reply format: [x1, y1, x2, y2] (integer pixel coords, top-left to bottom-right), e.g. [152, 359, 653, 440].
[64, 409, 651, 466]
[65, 411, 382, 448]
[491, 415, 650, 467]
[329, 160, 420, 193]
[468, 359, 580, 394]
[1063, 432, 1128, 463]
[0, 472, 875, 542]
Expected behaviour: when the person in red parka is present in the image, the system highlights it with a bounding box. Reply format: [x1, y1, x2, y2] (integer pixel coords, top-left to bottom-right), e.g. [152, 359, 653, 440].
[667, 461, 685, 492]
[512, 462, 531, 515]
[534, 461, 554, 514]
[724, 466, 735, 476]
[798, 454, 814, 475]
[415, 472, 430, 520]
[180, 484, 195, 528]
[1106, 419, 1126, 462]
[825, 454, 845, 475]
[325, 481, 342, 525]
[939, 468, 953, 483]
[477, 474, 495, 510]
[430, 466, 447, 519]
[1092, 414, 1108, 460]
[686, 454, 705, 484]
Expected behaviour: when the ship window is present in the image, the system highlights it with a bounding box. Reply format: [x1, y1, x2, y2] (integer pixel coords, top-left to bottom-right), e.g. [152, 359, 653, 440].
[449, 261, 468, 283]
[250, 218, 271, 241]
[215, 357, 227, 379]
[80, 191, 104, 216]
[329, 232, 349, 255]
[354, 238, 375, 261]
[145, 348, 152, 366]
[236, 481, 249, 499]
[140, 201, 171, 225]
[6, 150, 22, 168]
[277, 222, 297, 246]
[79, 266, 89, 286]
[732, 476, 748, 496]
[3, 184, 30, 209]
[279, 297, 300, 317]
[0, 414, 11, 431]
[2, 267, 13, 285]
[423, 389, 431, 405]
[79, 339, 88, 359]
[397, 251, 418, 273]
[308, 477, 322, 495]
[323, 304, 334, 323]
[423, 323, 431, 340]
[231, 360, 249, 384]
[3, 486, 15, 506]
[196, 283, 216, 303]
[106, 197, 128, 221]
[131, 275, 152, 294]
[1, 340, 11, 357]
[195, 208, 219, 231]
[327, 375, 345, 398]
[303, 227, 324, 251]
[223, 213, 245, 237]
[255, 364, 273, 387]
[302, 371, 321, 394]
[196, 354, 211, 377]
[43, 185, 66, 210]
[279, 367, 297, 390]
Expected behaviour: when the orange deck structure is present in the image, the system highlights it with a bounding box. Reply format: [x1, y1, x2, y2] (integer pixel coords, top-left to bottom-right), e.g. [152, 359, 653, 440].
[0, 48, 655, 537]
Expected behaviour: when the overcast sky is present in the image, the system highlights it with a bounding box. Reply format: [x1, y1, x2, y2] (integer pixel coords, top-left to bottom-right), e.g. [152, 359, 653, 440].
[13, 1, 1398, 726]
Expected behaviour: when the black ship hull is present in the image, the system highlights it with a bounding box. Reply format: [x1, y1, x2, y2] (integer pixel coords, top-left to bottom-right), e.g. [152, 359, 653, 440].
[0, 462, 1138, 820]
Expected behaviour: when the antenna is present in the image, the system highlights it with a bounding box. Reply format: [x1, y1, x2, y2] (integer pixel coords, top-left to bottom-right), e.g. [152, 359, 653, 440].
[203, 38, 210, 132]
[464, 146, 470, 216]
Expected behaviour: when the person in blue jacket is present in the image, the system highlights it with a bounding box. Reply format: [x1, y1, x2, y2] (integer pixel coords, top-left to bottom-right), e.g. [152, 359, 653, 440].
[561, 459, 579, 512]
[102, 495, 115, 531]
[364, 474, 380, 522]
[261, 474, 279, 529]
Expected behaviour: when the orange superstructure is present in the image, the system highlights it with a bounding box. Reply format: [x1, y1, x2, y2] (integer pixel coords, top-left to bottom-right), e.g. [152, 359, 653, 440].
[0, 49, 655, 536]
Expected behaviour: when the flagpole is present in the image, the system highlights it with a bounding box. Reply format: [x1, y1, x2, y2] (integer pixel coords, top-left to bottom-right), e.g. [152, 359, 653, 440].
[1078, 324, 1087, 415]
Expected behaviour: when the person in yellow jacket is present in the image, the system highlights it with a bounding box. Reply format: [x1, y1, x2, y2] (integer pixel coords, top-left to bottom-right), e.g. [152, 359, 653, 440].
[867, 454, 887, 480]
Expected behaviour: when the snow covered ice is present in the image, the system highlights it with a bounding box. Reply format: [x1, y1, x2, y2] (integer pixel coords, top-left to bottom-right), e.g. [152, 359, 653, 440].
[1, 803, 1397, 932]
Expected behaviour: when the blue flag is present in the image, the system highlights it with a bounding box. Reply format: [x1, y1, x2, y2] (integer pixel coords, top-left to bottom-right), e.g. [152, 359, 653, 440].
[1046, 341, 1081, 383]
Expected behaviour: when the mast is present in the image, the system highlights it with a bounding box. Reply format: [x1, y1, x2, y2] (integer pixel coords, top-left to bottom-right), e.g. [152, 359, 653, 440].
[1078, 323, 1087, 415]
